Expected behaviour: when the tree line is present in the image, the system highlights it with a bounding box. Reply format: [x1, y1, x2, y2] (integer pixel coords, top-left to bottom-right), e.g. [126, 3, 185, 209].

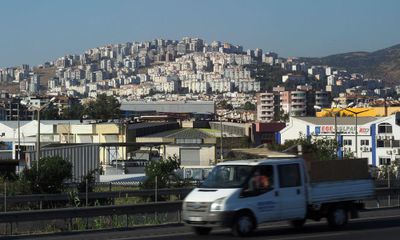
[42, 94, 121, 121]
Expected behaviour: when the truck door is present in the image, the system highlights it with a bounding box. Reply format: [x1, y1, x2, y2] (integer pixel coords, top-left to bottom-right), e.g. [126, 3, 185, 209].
[239, 165, 280, 223]
[277, 163, 306, 220]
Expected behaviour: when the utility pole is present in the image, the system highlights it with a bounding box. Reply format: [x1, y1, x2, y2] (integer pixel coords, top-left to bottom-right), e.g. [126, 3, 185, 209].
[17, 102, 21, 164]
[36, 109, 40, 172]
[344, 108, 369, 158]
[219, 116, 223, 163]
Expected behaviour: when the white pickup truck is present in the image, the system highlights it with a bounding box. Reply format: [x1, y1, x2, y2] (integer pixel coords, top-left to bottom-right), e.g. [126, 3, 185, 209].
[182, 158, 375, 237]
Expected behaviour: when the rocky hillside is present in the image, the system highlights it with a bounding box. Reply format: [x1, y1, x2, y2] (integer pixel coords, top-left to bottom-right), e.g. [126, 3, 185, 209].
[301, 44, 400, 84]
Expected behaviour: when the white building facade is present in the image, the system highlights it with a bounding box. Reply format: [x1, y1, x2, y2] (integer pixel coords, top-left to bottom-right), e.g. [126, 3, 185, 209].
[278, 113, 400, 166]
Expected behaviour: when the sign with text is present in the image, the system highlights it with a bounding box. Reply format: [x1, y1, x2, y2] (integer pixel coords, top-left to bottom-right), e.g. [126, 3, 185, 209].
[314, 125, 370, 135]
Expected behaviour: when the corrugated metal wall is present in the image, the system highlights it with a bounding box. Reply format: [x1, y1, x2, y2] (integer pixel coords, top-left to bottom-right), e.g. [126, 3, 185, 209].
[27, 144, 100, 182]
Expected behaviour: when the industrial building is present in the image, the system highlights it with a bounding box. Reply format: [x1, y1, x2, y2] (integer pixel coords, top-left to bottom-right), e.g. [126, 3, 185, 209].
[120, 101, 215, 119]
[136, 128, 217, 166]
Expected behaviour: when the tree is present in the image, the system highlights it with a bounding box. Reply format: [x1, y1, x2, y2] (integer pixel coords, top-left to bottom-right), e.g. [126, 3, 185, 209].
[275, 108, 289, 122]
[77, 169, 97, 193]
[243, 101, 256, 111]
[141, 155, 181, 189]
[268, 135, 338, 161]
[63, 103, 85, 120]
[84, 94, 121, 121]
[217, 100, 233, 110]
[41, 103, 60, 120]
[21, 156, 72, 194]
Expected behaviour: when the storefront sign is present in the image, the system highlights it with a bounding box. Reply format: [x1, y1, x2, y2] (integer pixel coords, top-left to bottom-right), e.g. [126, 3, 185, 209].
[314, 125, 370, 135]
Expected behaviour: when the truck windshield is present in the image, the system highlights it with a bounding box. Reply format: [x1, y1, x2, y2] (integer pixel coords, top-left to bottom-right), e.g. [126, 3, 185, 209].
[200, 165, 253, 188]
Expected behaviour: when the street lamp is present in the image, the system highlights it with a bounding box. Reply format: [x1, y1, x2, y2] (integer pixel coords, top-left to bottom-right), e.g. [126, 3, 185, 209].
[215, 110, 236, 164]
[17, 100, 22, 173]
[342, 103, 370, 158]
[20, 97, 56, 171]
[314, 102, 355, 159]
[314, 105, 339, 157]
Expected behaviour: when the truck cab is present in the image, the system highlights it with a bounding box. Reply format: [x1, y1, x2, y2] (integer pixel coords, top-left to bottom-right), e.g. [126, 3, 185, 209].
[182, 158, 374, 237]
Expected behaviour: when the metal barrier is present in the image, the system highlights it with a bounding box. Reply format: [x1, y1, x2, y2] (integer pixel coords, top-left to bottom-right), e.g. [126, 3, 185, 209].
[0, 188, 192, 205]
[0, 201, 183, 235]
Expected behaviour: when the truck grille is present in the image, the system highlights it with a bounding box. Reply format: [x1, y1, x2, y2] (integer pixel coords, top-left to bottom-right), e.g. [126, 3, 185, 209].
[185, 202, 209, 212]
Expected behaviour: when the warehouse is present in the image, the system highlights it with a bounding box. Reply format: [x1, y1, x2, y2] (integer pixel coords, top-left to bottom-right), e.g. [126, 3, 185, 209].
[120, 101, 215, 119]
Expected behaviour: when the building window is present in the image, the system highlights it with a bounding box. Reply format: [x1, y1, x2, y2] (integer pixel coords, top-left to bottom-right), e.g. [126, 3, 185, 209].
[377, 140, 391, 148]
[378, 123, 393, 134]
[343, 139, 353, 146]
[379, 157, 391, 165]
[393, 140, 400, 148]
[361, 140, 370, 146]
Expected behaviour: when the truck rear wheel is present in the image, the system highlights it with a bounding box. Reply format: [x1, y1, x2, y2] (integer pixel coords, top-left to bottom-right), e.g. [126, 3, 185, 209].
[327, 207, 348, 228]
[193, 227, 212, 235]
[232, 212, 256, 237]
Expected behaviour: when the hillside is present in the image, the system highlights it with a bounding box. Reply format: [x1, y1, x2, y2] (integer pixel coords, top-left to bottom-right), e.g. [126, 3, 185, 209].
[301, 44, 400, 84]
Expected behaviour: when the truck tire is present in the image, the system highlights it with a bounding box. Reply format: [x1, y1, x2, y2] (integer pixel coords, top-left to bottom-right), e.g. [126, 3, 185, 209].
[290, 219, 306, 229]
[193, 227, 212, 235]
[327, 207, 348, 228]
[232, 212, 256, 237]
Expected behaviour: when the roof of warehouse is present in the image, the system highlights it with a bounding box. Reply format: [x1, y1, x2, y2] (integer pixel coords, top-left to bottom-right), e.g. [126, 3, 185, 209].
[127, 121, 178, 130]
[143, 128, 212, 139]
[210, 121, 252, 128]
[121, 101, 215, 114]
[0, 120, 81, 129]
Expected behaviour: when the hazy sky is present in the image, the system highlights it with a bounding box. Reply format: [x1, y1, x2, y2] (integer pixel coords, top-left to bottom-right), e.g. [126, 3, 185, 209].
[1, 0, 400, 68]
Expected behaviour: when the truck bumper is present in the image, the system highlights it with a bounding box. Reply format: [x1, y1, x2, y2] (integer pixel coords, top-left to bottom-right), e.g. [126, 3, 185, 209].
[182, 210, 235, 228]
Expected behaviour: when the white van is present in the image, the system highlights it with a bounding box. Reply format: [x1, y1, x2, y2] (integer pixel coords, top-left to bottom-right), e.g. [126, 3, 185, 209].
[182, 158, 374, 237]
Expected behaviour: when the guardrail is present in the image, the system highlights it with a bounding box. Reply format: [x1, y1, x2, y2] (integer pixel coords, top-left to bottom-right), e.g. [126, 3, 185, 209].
[0, 201, 183, 235]
[0, 188, 192, 206]
[0, 187, 398, 209]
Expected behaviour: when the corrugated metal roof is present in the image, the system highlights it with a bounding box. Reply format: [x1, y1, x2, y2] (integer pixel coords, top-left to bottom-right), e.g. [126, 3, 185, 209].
[0, 120, 81, 129]
[144, 128, 212, 139]
[210, 121, 252, 128]
[127, 122, 178, 130]
[295, 117, 378, 125]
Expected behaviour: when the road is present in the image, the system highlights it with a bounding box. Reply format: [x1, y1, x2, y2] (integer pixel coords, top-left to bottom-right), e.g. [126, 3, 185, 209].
[9, 208, 400, 240]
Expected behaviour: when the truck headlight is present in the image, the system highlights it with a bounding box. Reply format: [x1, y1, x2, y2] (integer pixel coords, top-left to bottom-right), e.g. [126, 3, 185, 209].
[210, 198, 225, 212]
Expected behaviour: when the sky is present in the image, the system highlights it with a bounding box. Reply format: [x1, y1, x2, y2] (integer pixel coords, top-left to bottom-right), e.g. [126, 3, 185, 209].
[1, 0, 400, 68]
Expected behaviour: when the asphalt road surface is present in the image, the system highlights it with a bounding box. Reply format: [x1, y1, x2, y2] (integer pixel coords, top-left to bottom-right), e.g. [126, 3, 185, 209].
[9, 208, 400, 240]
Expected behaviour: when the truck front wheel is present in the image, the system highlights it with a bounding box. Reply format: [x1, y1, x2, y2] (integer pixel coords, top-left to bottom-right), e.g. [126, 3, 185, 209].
[193, 227, 212, 235]
[232, 212, 256, 237]
[327, 207, 348, 228]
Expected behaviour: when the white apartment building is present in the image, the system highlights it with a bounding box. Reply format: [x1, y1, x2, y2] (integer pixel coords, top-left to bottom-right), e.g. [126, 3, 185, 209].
[257, 92, 275, 122]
